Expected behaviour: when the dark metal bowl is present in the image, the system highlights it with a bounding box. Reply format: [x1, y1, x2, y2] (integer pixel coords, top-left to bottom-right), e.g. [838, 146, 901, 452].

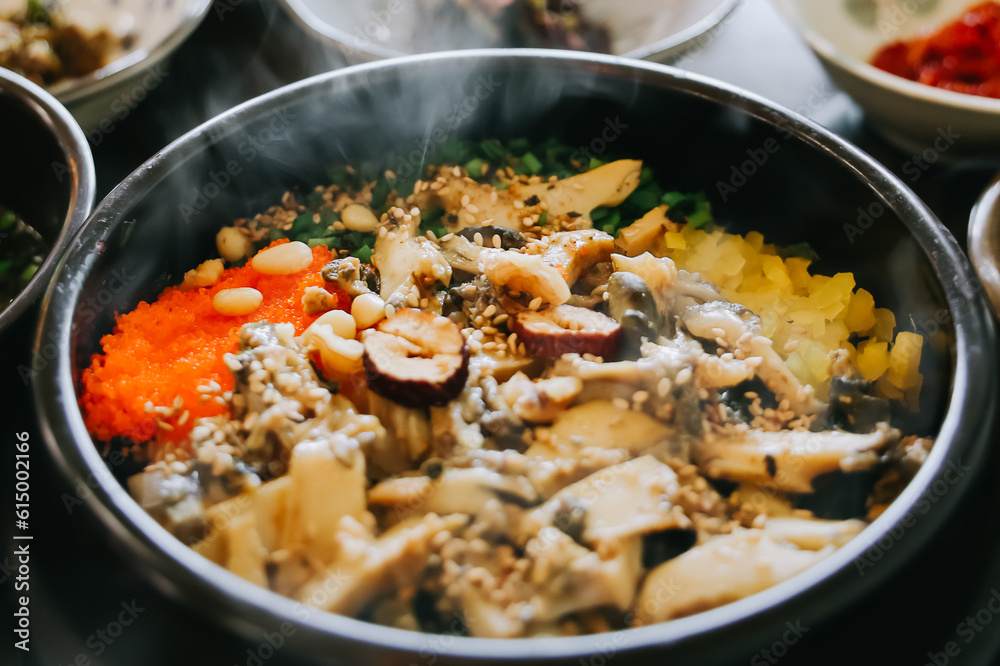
[0, 69, 95, 340]
[34, 50, 996, 664]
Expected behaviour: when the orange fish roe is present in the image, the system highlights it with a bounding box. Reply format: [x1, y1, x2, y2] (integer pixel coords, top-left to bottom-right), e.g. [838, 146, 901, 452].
[81, 241, 338, 444]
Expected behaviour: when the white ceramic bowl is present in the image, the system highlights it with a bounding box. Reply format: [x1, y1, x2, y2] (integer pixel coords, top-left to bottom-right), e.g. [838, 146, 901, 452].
[771, 0, 1000, 152]
[0, 0, 213, 131]
[969, 172, 1000, 319]
[280, 0, 742, 64]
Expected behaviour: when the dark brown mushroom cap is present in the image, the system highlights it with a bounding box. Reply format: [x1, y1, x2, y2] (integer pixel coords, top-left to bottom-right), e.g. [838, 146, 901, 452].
[363, 308, 470, 408]
[511, 304, 621, 359]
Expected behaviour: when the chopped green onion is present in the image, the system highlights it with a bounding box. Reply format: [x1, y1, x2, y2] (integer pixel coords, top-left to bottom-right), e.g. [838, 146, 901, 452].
[537, 210, 548, 226]
[464, 158, 488, 178]
[521, 152, 543, 175]
[507, 138, 531, 155]
[353, 244, 373, 264]
[588, 157, 606, 170]
[307, 237, 334, 249]
[0, 211, 14, 230]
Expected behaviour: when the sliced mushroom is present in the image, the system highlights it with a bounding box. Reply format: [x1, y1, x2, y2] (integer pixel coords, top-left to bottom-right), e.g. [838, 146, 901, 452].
[762, 516, 867, 550]
[615, 205, 680, 257]
[413, 159, 642, 231]
[511, 305, 621, 359]
[633, 530, 831, 624]
[284, 436, 368, 564]
[499, 371, 583, 423]
[679, 300, 825, 414]
[365, 392, 432, 476]
[526, 528, 643, 622]
[372, 209, 451, 306]
[438, 233, 487, 274]
[321, 256, 379, 297]
[456, 225, 527, 250]
[479, 248, 571, 305]
[298, 513, 466, 616]
[368, 467, 538, 518]
[524, 455, 688, 548]
[692, 423, 899, 493]
[611, 252, 678, 321]
[540, 230, 616, 286]
[362, 308, 470, 408]
[537, 400, 673, 455]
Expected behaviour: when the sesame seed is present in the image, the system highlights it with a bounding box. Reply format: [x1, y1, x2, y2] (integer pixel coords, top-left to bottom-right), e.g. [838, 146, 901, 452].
[493, 313, 508, 325]
[783, 339, 800, 353]
[467, 204, 480, 214]
[676, 367, 693, 385]
[474, 232, 484, 246]
[492, 234, 502, 248]
[461, 194, 471, 207]
[483, 304, 497, 318]
[529, 297, 542, 310]
[612, 397, 630, 410]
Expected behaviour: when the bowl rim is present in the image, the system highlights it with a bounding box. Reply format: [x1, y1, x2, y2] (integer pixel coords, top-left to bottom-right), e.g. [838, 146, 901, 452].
[0, 68, 95, 336]
[34, 49, 997, 661]
[770, 0, 1000, 114]
[47, 0, 214, 104]
[279, 0, 743, 63]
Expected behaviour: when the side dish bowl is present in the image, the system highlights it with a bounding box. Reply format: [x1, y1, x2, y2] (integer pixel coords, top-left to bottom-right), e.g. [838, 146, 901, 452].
[34, 50, 995, 664]
[0, 68, 94, 339]
[969, 172, 1000, 319]
[0, 0, 213, 131]
[771, 0, 1000, 152]
[280, 0, 742, 64]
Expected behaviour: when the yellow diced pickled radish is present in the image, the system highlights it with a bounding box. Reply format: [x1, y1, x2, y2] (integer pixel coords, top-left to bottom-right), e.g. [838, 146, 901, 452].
[857, 339, 890, 382]
[785, 257, 812, 292]
[745, 231, 765, 250]
[844, 288, 877, 333]
[664, 231, 686, 249]
[762, 255, 792, 291]
[789, 308, 825, 338]
[872, 308, 896, 342]
[888, 332, 923, 389]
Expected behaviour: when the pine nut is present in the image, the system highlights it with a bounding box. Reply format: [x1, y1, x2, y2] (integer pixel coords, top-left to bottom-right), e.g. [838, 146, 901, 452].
[341, 204, 379, 232]
[216, 227, 253, 263]
[251, 241, 312, 275]
[352, 292, 387, 329]
[310, 309, 357, 339]
[213, 288, 262, 316]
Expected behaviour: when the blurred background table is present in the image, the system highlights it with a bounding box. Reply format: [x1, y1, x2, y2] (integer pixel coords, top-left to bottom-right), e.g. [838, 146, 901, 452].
[6, 0, 1000, 664]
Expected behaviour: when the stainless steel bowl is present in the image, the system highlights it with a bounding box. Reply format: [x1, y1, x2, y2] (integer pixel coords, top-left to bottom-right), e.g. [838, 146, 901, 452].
[280, 0, 742, 64]
[34, 50, 996, 664]
[0, 68, 95, 339]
